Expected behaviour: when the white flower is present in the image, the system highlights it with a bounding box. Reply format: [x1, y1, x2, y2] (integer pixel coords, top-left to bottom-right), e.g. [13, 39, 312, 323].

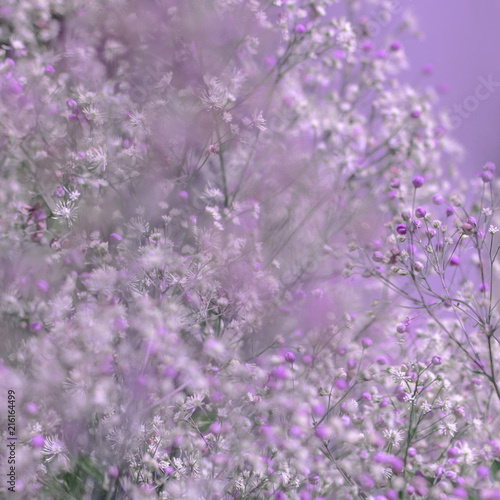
[82, 104, 103, 125]
[420, 400, 432, 413]
[488, 225, 499, 234]
[182, 392, 207, 417]
[68, 189, 81, 201]
[87, 146, 108, 174]
[200, 77, 228, 110]
[202, 186, 224, 202]
[42, 437, 70, 467]
[390, 367, 408, 383]
[243, 110, 267, 131]
[383, 428, 404, 448]
[53, 201, 78, 226]
[245, 36, 260, 55]
[473, 418, 482, 430]
[85, 267, 118, 296]
[438, 416, 457, 436]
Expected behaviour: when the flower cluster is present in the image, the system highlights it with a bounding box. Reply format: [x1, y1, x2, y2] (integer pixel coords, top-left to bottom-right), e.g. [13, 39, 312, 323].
[0, 0, 498, 499]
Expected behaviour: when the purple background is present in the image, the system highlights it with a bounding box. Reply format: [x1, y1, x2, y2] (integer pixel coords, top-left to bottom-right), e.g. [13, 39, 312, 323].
[406, 0, 500, 174]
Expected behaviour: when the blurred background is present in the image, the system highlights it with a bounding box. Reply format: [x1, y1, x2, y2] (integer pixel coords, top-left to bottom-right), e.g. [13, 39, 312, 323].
[405, 0, 500, 175]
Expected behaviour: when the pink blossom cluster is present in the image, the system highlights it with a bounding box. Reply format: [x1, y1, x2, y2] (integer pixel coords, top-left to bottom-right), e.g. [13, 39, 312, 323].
[0, 0, 498, 499]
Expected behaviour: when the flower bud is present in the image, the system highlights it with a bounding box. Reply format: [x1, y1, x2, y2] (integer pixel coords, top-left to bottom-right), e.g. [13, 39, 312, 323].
[412, 176, 424, 188]
[109, 233, 123, 245]
[432, 194, 445, 205]
[415, 206, 427, 218]
[361, 337, 373, 348]
[480, 170, 494, 183]
[431, 355, 443, 365]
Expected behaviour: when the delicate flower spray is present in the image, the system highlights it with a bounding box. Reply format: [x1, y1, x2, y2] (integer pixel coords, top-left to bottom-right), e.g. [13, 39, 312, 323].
[0, 0, 498, 498]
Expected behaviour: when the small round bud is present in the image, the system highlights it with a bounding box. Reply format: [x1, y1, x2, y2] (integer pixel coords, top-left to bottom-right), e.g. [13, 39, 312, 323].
[412, 219, 422, 230]
[480, 171, 494, 183]
[385, 491, 397, 500]
[390, 41, 401, 51]
[479, 283, 489, 293]
[396, 323, 406, 333]
[335, 378, 347, 390]
[396, 224, 407, 235]
[24, 402, 38, 415]
[422, 63, 434, 75]
[446, 206, 455, 217]
[209, 422, 222, 434]
[109, 233, 122, 245]
[361, 337, 373, 348]
[271, 365, 288, 380]
[461, 222, 474, 234]
[389, 178, 400, 189]
[29, 322, 41, 332]
[295, 24, 306, 34]
[415, 206, 426, 218]
[284, 352, 296, 364]
[31, 434, 45, 448]
[312, 402, 325, 416]
[314, 425, 329, 440]
[36, 279, 49, 293]
[412, 176, 424, 188]
[477, 466, 489, 479]
[449, 255, 460, 266]
[108, 466, 119, 479]
[7, 79, 22, 94]
[432, 194, 445, 205]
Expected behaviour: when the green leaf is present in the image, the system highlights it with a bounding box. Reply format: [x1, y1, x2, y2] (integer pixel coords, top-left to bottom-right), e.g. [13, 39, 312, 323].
[491, 460, 500, 481]
[41, 455, 108, 499]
